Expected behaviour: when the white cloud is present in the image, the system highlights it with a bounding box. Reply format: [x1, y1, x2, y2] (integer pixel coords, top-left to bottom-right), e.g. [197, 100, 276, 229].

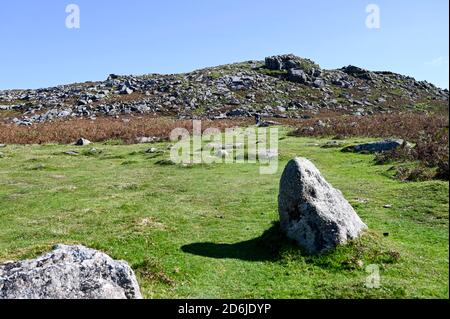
[425, 56, 449, 66]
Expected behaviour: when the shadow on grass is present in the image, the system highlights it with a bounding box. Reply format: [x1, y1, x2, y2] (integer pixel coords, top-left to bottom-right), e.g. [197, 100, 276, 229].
[181, 222, 291, 262]
[181, 223, 398, 269]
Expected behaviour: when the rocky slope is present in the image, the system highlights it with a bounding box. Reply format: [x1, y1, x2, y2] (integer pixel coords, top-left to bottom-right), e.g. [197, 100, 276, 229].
[0, 54, 448, 125]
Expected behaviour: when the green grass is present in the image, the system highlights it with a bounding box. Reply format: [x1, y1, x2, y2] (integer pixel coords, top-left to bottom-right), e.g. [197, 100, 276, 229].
[258, 68, 289, 77]
[0, 132, 448, 299]
[208, 72, 223, 80]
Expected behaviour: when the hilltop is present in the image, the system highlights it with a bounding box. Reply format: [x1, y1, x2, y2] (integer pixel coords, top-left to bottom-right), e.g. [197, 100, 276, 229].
[0, 55, 448, 299]
[0, 54, 448, 125]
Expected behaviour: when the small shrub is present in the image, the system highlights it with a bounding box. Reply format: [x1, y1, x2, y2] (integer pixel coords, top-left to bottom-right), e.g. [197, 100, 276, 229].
[436, 160, 449, 180]
[374, 144, 415, 165]
[292, 113, 449, 180]
[394, 166, 435, 182]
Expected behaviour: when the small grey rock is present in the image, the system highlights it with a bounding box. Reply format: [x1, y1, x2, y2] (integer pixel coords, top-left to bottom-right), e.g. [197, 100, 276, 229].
[321, 141, 344, 148]
[313, 79, 325, 88]
[120, 86, 133, 95]
[146, 147, 158, 154]
[75, 138, 92, 146]
[64, 151, 80, 156]
[136, 136, 157, 144]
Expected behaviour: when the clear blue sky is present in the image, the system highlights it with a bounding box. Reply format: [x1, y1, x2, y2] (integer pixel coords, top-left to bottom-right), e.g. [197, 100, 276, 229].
[0, 0, 448, 90]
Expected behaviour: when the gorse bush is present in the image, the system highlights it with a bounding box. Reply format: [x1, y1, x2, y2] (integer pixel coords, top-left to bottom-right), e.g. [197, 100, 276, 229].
[292, 113, 449, 180]
[0, 116, 251, 145]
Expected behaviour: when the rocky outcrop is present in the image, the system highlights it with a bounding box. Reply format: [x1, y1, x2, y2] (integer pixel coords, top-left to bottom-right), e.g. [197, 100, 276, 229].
[0, 54, 447, 125]
[265, 54, 321, 72]
[278, 158, 367, 254]
[0, 245, 142, 299]
[341, 65, 376, 80]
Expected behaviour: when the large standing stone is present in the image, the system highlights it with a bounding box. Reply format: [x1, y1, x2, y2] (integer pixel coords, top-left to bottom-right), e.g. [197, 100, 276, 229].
[278, 158, 367, 254]
[0, 245, 142, 299]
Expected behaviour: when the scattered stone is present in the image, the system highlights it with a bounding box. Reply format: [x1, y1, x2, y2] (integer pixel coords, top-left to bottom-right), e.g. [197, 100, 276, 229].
[257, 120, 281, 127]
[313, 79, 325, 88]
[321, 141, 344, 148]
[226, 109, 248, 117]
[0, 144, 6, 148]
[383, 204, 393, 209]
[278, 158, 368, 254]
[0, 245, 142, 299]
[75, 138, 92, 146]
[64, 151, 80, 156]
[136, 136, 158, 144]
[120, 86, 133, 95]
[85, 148, 100, 156]
[146, 148, 158, 154]
[58, 109, 72, 118]
[277, 106, 286, 113]
[315, 120, 328, 128]
[343, 139, 404, 153]
[12, 118, 32, 126]
[258, 150, 278, 160]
